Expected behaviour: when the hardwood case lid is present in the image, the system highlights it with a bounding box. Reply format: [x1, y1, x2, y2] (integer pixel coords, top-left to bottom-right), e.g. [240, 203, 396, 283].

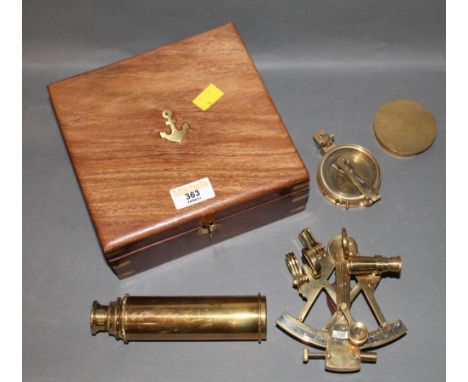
[48, 22, 309, 254]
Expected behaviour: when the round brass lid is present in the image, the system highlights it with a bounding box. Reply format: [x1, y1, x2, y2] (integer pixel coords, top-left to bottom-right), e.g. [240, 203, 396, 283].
[374, 99, 436, 157]
[317, 144, 381, 209]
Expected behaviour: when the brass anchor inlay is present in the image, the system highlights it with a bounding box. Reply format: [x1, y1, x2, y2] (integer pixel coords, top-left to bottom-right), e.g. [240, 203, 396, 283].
[160, 110, 190, 143]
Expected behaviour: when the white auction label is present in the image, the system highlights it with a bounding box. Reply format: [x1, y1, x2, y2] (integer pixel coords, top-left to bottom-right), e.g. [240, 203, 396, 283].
[169, 177, 215, 210]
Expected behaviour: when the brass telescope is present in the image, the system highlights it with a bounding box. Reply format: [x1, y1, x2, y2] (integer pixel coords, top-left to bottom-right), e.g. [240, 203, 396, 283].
[90, 294, 267, 342]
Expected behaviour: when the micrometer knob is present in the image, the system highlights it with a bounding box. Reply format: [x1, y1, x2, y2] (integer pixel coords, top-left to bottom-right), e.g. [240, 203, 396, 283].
[347, 256, 402, 275]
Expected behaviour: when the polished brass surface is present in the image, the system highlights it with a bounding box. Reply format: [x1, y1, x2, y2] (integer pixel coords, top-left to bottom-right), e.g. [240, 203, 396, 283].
[299, 229, 324, 278]
[374, 99, 437, 157]
[347, 255, 402, 275]
[91, 294, 267, 342]
[160, 110, 190, 143]
[313, 130, 381, 209]
[277, 228, 406, 372]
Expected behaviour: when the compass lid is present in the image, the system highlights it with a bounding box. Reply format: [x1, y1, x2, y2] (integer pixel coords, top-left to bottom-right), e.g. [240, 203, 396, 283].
[373, 99, 437, 157]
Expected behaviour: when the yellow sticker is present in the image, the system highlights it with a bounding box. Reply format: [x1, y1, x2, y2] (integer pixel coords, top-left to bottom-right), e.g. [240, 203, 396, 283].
[192, 83, 224, 111]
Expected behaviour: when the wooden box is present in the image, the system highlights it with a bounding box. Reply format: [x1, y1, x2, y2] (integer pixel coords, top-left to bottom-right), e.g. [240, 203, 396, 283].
[48, 23, 309, 278]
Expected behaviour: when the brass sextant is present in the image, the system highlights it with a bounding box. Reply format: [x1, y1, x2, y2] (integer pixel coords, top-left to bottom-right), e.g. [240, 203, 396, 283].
[276, 228, 406, 372]
[91, 294, 267, 342]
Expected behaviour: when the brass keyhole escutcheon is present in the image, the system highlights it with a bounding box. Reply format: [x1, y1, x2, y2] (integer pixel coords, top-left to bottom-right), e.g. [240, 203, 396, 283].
[196, 221, 220, 238]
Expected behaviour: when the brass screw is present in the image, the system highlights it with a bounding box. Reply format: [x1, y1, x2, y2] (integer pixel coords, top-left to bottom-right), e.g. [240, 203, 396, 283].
[303, 348, 327, 363]
[360, 352, 378, 363]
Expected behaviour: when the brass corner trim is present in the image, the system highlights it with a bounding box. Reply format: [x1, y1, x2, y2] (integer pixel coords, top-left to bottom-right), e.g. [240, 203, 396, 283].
[292, 182, 309, 192]
[290, 205, 307, 214]
[292, 194, 308, 203]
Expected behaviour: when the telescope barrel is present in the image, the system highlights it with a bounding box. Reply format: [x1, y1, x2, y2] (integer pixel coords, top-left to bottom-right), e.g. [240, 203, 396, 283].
[346, 256, 402, 275]
[90, 294, 267, 342]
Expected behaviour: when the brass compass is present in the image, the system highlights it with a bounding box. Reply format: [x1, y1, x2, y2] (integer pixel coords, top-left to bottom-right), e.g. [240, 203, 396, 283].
[276, 228, 406, 372]
[313, 130, 381, 208]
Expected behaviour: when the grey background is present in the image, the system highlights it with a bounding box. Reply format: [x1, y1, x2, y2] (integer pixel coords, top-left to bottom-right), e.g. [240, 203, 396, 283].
[23, 1, 445, 381]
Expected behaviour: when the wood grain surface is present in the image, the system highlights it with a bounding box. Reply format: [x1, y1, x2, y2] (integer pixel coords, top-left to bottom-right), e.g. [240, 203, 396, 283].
[48, 22, 309, 273]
